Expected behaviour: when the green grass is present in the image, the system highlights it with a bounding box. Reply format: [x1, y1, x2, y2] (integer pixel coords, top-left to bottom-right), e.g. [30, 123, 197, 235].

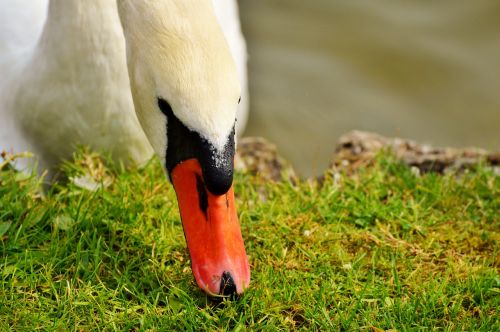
[1, 151, 498, 331]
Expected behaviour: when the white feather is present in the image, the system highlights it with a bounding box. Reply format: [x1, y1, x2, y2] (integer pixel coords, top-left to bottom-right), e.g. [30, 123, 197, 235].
[213, 0, 249, 135]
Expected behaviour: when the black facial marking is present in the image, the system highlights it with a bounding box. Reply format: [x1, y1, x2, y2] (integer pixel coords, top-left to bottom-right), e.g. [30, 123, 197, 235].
[220, 271, 237, 296]
[198, 131, 234, 196]
[196, 175, 208, 218]
[158, 98, 235, 196]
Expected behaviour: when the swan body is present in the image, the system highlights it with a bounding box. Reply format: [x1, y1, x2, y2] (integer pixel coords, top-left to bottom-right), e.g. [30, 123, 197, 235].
[1, 0, 151, 173]
[0, 0, 249, 172]
[0, 0, 250, 296]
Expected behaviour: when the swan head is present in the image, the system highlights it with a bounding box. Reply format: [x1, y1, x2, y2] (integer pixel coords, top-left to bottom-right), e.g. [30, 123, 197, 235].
[117, 0, 249, 296]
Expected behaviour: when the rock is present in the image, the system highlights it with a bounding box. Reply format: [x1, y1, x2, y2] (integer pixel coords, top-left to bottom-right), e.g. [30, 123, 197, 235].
[331, 130, 498, 174]
[235, 137, 296, 181]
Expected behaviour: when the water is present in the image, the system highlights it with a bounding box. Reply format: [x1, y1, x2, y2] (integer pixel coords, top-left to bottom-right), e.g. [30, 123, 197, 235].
[239, 0, 500, 176]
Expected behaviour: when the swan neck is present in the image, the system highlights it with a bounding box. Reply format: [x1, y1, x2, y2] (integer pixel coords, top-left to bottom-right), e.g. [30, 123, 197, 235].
[47, 0, 116, 19]
[42, 0, 120, 43]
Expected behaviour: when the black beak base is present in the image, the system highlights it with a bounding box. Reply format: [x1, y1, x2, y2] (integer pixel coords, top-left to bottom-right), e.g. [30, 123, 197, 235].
[158, 98, 235, 196]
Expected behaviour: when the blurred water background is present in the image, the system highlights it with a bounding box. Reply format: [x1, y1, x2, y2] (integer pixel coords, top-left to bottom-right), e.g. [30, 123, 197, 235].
[239, 0, 500, 176]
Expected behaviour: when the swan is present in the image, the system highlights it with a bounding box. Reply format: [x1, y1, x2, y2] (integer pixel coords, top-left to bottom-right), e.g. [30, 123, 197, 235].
[0, 0, 250, 296]
[0, 0, 249, 173]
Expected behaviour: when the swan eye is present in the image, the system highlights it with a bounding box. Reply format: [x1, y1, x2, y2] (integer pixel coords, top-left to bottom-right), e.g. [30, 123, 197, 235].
[238, 97, 241, 104]
[158, 98, 173, 117]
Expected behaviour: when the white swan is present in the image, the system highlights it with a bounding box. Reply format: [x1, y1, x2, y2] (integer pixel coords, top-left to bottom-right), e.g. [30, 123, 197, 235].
[0, 0, 250, 296]
[0, 0, 249, 173]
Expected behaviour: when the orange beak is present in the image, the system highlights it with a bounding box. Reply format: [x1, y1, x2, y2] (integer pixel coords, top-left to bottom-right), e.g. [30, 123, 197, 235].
[171, 158, 250, 296]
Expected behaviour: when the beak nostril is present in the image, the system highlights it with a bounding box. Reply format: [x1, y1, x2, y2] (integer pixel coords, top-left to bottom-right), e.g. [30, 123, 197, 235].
[220, 271, 237, 296]
[196, 175, 208, 218]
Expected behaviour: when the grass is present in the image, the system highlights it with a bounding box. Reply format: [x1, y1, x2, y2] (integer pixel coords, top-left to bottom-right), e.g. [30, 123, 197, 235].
[0, 151, 498, 331]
